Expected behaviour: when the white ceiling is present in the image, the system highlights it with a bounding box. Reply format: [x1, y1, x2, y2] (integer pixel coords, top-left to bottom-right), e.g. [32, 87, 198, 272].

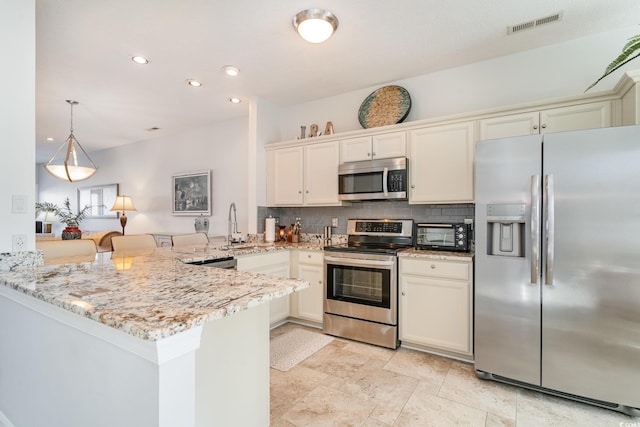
[35, 0, 640, 162]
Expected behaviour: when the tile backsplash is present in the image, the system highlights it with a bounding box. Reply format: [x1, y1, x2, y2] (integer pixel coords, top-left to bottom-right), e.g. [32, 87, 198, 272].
[258, 202, 474, 235]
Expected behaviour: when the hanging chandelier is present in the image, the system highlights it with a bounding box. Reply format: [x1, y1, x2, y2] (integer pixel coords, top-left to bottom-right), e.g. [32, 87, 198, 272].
[44, 100, 98, 182]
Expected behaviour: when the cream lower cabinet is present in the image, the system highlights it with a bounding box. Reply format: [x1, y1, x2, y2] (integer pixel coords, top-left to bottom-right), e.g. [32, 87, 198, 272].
[399, 257, 473, 359]
[478, 100, 612, 140]
[267, 140, 342, 206]
[408, 122, 474, 204]
[236, 251, 290, 326]
[289, 250, 324, 324]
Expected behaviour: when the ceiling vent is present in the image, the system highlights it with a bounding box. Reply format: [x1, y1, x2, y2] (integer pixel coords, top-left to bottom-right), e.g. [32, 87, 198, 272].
[508, 12, 563, 34]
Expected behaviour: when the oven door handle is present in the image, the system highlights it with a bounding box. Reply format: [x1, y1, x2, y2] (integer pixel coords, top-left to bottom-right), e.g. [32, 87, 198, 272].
[324, 256, 395, 267]
[382, 167, 389, 196]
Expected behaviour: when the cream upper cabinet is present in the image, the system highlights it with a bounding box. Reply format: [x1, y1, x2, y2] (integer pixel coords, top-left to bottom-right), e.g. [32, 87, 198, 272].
[408, 122, 475, 204]
[340, 132, 406, 163]
[478, 111, 540, 140]
[478, 101, 612, 140]
[540, 101, 611, 133]
[289, 250, 324, 324]
[267, 140, 342, 206]
[399, 257, 473, 359]
[267, 146, 304, 205]
[304, 141, 341, 205]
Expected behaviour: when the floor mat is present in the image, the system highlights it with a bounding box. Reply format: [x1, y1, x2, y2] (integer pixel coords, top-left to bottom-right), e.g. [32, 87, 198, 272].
[270, 329, 334, 372]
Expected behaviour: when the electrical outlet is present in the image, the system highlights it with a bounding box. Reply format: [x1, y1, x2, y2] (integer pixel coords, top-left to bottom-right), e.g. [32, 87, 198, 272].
[12, 234, 26, 252]
[332, 217, 338, 227]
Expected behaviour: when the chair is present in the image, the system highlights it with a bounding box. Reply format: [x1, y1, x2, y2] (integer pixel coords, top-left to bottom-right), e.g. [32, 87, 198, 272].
[36, 239, 97, 262]
[171, 232, 209, 248]
[110, 234, 157, 252]
[82, 230, 123, 252]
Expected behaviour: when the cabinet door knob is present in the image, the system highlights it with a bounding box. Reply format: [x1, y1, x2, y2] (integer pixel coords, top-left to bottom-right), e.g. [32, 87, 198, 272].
[533, 125, 539, 130]
[307, 254, 312, 258]
[411, 184, 416, 189]
[401, 291, 406, 296]
[367, 152, 371, 157]
[306, 190, 309, 193]
[372, 152, 376, 156]
[298, 190, 302, 194]
[541, 124, 547, 129]
[431, 264, 436, 269]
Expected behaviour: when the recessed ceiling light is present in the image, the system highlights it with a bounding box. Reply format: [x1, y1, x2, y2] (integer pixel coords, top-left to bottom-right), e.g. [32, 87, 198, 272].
[229, 97, 241, 104]
[131, 56, 149, 64]
[222, 65, 240, 77]
[293, 8, 338, 43]
[187, 79, 202, 87]
[45, 137, 55, 141]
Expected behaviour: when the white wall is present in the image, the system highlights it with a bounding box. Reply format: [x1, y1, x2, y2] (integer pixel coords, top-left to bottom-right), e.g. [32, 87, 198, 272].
[277, 25, 640, 141]
[36, 25, 640, 238]
[38, 118, 249, 238]
[1, 0, 35, 252]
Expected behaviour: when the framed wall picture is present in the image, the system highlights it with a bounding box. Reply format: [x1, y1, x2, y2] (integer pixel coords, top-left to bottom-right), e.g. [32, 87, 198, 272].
[77, 183, 119, 218]
[172, 170, 211, 216]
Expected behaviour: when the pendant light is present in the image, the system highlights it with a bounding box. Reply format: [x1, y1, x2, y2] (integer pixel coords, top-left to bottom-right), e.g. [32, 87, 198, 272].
[44, 100, 98, 182]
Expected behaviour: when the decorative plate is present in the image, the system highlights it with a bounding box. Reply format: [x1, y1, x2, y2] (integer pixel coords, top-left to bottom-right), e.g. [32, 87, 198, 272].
[358, 85, 411, 129]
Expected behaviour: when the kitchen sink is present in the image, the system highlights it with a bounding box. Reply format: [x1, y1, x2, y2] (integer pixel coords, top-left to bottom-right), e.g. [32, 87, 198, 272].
[217, 244, 261, 251]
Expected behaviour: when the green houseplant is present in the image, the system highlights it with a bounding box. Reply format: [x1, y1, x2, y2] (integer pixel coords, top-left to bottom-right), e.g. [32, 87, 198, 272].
[586, 33, 640, 91]
[35, 197, 92, 240]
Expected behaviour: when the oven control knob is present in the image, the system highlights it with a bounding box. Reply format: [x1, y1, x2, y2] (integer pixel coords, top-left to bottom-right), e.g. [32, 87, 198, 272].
[458, 240, 464, 245]
[457, 226, 464, 232]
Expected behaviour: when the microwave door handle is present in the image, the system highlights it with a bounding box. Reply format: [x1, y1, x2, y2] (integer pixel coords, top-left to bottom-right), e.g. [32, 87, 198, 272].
[383, 167, 389, 196]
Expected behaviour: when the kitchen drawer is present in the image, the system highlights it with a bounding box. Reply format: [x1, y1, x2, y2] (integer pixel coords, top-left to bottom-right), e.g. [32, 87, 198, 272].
[400, 258, 470, 281]
[298, 250, 323, 265]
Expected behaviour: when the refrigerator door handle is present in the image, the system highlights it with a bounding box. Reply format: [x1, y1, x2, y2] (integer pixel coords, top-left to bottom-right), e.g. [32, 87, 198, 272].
[531, 175, 541, 284]
[545, 174, 555, 285]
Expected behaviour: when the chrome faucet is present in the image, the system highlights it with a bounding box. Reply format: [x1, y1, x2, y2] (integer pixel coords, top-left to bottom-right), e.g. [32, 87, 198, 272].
[228, 202, 238, 243]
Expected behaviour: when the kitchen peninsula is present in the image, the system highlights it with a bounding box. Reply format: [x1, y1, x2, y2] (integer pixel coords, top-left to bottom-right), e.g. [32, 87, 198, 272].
[0, 245, 309, 427]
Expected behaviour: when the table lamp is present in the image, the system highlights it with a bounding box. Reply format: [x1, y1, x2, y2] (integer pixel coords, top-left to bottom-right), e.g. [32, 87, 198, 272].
[110, 195, 136, 235]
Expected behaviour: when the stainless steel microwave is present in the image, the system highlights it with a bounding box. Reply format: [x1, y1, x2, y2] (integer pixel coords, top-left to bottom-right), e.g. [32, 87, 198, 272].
[415, 222, 471, 252]
[338, 157, 408, 201]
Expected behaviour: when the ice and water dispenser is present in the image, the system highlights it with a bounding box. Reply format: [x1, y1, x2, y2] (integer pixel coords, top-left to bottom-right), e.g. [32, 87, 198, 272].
[486, 203, 526, 257]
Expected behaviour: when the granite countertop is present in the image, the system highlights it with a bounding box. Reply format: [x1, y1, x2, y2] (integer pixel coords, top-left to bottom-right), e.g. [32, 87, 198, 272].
[0, 240, 470, 343]
[0, 243, 314, 342]
[397, 247, 475, 261]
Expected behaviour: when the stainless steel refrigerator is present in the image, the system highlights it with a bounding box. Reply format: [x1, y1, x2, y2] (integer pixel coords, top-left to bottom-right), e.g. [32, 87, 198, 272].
[474, 125, 640, 416]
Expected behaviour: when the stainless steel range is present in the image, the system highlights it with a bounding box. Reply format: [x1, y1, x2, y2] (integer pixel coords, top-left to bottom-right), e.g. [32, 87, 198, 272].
[323, 219, 413, 349]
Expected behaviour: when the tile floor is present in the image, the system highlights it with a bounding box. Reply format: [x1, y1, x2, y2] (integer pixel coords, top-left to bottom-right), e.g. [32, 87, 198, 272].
[270, 323, 640, 426]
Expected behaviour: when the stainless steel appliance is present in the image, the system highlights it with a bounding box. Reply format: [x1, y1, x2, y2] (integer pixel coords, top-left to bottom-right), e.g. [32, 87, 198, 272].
[474, 126, 640, 416]
[338, 157, 408, 201]
[414, 222, 471, 252]
[323, 219, 413, 349]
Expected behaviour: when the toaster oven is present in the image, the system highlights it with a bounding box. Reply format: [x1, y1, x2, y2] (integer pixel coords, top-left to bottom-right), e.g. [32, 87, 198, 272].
[415, 222, 471, 252]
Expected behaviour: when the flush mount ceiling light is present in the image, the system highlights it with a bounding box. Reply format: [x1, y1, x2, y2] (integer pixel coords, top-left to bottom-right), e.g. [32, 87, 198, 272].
[187, 79, 202, 87]
[222, 65, 240, 77]
[293, 8, 338, 43]
[229, 97, 241, 104]
[131, 55, 149, 64]
[43, 100, 98, 182]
